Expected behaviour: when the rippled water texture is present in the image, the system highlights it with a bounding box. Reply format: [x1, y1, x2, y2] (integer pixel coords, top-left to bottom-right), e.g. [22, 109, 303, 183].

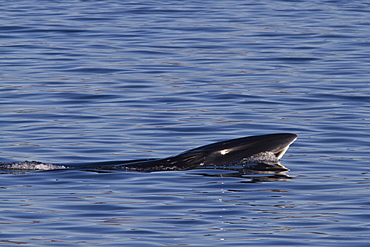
[1, 0, 370, 246]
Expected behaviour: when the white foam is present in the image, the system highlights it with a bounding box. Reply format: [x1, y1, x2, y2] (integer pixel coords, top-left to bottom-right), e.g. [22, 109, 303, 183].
[242, 151, 279, 164]
[0, 161, 66, 170]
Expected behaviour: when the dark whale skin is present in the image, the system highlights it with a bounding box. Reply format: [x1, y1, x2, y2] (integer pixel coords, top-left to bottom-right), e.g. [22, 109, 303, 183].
[0, 133, 297, 172]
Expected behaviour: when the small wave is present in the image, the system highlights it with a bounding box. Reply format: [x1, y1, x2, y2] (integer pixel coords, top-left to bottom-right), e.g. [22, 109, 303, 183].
[0, 161, 66, 170]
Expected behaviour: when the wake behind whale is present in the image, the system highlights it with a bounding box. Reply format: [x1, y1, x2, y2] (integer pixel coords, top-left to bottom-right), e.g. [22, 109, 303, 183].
[0, 133, 297, 173]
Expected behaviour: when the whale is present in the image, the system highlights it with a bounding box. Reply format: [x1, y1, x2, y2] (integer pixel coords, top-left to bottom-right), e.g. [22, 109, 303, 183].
[0, 133, 297, 172]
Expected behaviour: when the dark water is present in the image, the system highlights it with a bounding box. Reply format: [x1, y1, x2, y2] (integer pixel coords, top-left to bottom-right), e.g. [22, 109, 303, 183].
[1, 0, 370, 246]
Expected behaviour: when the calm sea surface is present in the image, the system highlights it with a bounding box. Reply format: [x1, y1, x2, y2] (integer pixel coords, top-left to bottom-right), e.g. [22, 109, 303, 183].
[1, 0, 370, 246]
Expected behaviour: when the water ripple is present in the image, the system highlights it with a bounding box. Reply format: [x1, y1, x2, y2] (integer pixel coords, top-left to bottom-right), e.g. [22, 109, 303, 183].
[1, 0, 370, 246]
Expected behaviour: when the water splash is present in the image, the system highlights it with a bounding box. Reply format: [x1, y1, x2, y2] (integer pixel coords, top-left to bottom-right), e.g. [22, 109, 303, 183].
[242, 151, 279, 164]
[0, 161, 66, 170]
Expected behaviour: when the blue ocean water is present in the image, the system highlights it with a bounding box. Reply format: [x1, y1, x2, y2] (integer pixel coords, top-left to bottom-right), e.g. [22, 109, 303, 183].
[1, 0, 370, 246]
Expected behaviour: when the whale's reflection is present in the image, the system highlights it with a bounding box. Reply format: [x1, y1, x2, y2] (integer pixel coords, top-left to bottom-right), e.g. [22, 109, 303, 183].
[187, 162, 291, 182]
[0, 160, 292, 183]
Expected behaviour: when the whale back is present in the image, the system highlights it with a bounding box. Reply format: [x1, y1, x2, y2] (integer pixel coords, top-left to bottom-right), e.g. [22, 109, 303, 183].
[124, 133, 297, 171]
